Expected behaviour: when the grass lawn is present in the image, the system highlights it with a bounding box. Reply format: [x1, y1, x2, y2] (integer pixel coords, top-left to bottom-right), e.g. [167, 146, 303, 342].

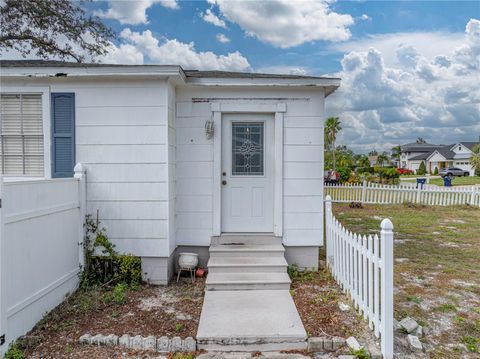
[333, 203, 480, 358]
[428, 176, 480, 186]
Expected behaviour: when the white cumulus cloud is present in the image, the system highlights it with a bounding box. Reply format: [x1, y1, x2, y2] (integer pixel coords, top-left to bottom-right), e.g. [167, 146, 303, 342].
[216, 33, 230, 43]
[326, 19, 480, 153]
[94, 0, 179, 25]
[202, 9, 227, 28]
[208, 0, 354, 48]
[105, 29, 251, 71]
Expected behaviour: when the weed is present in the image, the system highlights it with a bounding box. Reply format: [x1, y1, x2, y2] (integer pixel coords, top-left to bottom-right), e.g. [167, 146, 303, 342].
[406, 295, 422, 304]
[434, 303, 457, 312]
[171, 353, 194, 359]
[289, 289, 296, 296]
[461, 336, 479, 353]
[350, 347, 371, 359]
[4, 343, 25, 359]
[175, 323, 184, 332]
[105, 283, 128, 305]
[65, 345, 74, 353]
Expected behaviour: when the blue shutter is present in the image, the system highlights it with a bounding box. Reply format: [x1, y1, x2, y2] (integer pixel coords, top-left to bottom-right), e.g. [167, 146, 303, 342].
[51, 93, 75, 178]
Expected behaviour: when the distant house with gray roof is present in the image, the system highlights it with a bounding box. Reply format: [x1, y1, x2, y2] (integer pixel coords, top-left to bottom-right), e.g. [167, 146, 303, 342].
[399, 140, 479, 176]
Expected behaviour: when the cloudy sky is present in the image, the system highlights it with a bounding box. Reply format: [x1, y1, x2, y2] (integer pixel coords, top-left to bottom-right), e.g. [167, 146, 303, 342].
[6, 0, 480, 153]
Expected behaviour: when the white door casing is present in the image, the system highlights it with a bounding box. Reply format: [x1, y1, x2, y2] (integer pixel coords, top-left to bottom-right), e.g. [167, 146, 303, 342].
[221, 114, 274, 232]
[211, 102, 285, 237]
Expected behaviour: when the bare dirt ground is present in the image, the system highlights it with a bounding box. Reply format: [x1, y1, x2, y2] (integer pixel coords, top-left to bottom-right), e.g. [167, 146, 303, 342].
[20, 278, 205, 359]
[333, 203, 480, 358]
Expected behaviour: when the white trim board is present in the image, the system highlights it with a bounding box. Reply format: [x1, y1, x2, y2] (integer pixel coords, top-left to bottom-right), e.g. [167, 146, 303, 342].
[211, 102, 284, 237]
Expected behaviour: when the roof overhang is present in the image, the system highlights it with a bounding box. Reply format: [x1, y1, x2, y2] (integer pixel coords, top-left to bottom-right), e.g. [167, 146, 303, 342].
[426, 150, 447, 161]
[185, 76, 341, 96]
[0, 65, 187, 84]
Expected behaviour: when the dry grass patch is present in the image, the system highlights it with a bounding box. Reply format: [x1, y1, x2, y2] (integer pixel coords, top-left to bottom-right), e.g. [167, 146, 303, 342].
[333, 203, 480, 358]
[20, 279, 205, 358]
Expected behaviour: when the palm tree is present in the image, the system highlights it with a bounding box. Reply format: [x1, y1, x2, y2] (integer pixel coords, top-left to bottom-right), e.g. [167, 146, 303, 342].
[470, 144, 480, 176]
[325, 117, 342, 170]
[377, 151, 390, 167]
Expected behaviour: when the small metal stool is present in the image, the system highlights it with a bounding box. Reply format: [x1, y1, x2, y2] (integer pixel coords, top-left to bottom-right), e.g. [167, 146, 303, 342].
[176, 267, 195, 283]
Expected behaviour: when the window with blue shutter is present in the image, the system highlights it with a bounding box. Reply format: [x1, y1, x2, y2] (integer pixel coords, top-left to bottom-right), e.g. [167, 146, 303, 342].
[51, 93, 75, 177]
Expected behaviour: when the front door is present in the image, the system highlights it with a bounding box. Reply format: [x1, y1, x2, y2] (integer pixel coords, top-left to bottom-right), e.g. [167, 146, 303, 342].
[221, 114, 274, 232]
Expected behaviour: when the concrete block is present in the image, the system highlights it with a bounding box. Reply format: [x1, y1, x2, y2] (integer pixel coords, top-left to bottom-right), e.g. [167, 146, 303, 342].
[323, 338, 333, 351]
[346, 337, 362, 352]
[79, 334, 91, 345]
[307, 337, 324, 352]
[144, 335, 157, 350]
[131, 335, 143, 349]
[183, 337, 196, 352]
[91, 334, 104, 346]
[332, 336, 346, 350]
[367, 344, 382, 359]
[119, 334, 130, 347]
[399, 317, 418, 334]
[407, 335, 423, 351]
[105, 334, 118, 346]
[171, 336, 182, 351]
[157, 336, 170, 352]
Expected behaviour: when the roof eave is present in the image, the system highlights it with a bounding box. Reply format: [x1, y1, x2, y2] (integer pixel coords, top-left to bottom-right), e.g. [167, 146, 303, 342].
[0, 65, 187, 82]
[185, 76, 341, 92]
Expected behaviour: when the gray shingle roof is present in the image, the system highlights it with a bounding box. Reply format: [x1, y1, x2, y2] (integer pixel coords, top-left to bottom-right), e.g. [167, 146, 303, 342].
[0, 60, 339, 80]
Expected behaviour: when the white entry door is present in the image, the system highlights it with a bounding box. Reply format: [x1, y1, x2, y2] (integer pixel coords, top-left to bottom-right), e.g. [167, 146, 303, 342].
[221, 114, 275, 232]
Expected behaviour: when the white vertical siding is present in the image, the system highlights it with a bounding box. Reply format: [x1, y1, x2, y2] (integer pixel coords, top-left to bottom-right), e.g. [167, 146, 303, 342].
[167, 81, 176, 255]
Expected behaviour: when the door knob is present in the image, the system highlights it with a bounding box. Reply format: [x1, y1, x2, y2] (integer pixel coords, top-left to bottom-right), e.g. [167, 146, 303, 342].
[222, 180, 227, 185]
[222, 172, 226, 176]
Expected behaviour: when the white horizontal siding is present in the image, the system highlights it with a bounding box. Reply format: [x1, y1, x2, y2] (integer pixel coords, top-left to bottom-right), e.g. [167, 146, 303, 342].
[87, 201, 168, 220]
[85, 163, 168, 182]
[174, 88, 324, 248]
[88, 182, 168, 201]
[102, 219, 168, 239]
[77, 125, 167, 145]
[76, 106, 167, 126]
[77, 144, 167, 164]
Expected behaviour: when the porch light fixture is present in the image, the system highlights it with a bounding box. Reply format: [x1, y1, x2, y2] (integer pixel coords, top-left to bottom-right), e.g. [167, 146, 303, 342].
[205, 120, 214, 139]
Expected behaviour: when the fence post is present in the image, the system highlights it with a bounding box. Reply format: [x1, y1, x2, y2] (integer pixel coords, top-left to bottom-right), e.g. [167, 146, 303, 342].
[380, 219, 394, 359]
[74, 163, 87, 269]
[470, 186, 478, 206]
[325, 195, 332, 268]
[361, 180, 367, 204]
[0, 177, 6, 356]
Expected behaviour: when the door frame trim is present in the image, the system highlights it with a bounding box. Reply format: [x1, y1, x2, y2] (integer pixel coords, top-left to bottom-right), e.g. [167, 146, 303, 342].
[211, 102, 285, 237]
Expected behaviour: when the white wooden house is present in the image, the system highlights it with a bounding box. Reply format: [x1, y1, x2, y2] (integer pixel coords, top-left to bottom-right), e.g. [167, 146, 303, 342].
[0, 60, 339, 285]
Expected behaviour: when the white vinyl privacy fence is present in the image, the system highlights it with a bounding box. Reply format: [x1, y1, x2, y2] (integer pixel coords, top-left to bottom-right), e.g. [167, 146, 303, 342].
[325, 196, 393, 359]
[0, 164, 86, 356]
[325, 181, 480, 207]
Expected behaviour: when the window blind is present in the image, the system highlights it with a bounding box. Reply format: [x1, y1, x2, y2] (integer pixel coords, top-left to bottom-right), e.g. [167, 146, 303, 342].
[0, 94, 44, 176]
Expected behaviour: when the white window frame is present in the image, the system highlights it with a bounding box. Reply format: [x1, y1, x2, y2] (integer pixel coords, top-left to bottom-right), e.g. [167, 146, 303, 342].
[1, 87, 51, 179]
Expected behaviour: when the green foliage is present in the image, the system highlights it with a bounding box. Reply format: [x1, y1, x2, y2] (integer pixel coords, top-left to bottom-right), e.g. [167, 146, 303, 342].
[0, 0, 114, 62]
[471, 144, 480, 176]
[375, 167, 400, 184]
[287, 264, 315, 281]
[350, 347, 371, 359]
[461, 336, 479, 353]
[172, 353, 195, 359]
[175, 323, 184, 332]
[4, 343, 25, 359]
[417, 161, 426, 175]
[337, 166, 352, 183]
[434, 303, 457, 312]
[105, 283, 128, 305]
[406, 295, 422, 304]
[81, 214, 141, 288]
[433, 166, 438, 175]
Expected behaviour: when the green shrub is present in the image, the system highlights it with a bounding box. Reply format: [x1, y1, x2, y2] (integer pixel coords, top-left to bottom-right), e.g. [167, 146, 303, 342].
[417, 161, 426, 175]
[433, 166, 438, 175]
[337, 166, 352, 183]
[4, 343, 25, 359]
[106, 283, 128, 304]
[81, 214, 141, 288]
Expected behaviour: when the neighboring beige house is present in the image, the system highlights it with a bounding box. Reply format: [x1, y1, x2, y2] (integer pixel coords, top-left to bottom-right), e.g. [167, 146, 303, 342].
[399, 141, 479, 175]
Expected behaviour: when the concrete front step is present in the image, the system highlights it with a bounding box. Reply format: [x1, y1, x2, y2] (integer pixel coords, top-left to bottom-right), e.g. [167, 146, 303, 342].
[206, 272, 291, 291]
[207, 256, 288, 274]
[209, 244, 285, 258]
[196, 290, 307, 351]
[211, 234, 282, 246]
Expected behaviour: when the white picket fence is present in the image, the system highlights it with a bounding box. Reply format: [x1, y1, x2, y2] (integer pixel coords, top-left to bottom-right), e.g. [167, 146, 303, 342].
[325, 196, 393, 359]
[325, 180, 480, 207]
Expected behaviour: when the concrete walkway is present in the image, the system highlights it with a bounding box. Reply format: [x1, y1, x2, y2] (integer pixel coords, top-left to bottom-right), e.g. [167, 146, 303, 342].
[196, 290, 307, 351]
